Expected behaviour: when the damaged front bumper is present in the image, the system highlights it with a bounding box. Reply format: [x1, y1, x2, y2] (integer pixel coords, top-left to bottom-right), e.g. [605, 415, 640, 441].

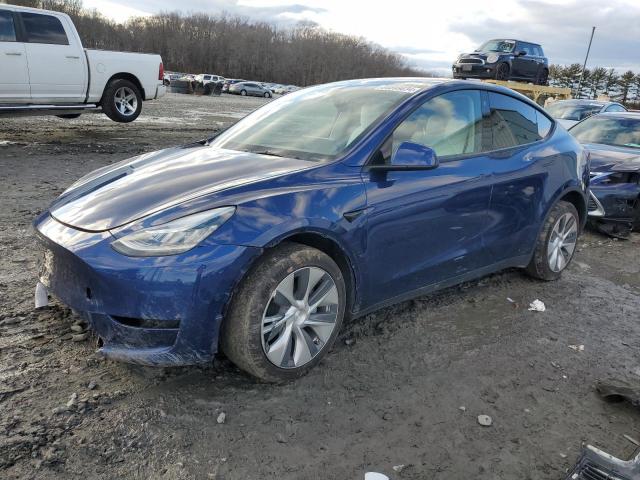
[33, 212, 261, 366]
[587, 166, 640, 238]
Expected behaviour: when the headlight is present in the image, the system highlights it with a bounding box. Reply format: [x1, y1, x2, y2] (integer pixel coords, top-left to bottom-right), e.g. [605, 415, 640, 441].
[111, 207, 235, 257]
[486, 53, 499, 64]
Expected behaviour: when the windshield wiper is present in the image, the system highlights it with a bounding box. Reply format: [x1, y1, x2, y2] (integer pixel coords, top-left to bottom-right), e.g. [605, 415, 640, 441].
[250, 149, 286, 157]
[250, 149, 306, 160]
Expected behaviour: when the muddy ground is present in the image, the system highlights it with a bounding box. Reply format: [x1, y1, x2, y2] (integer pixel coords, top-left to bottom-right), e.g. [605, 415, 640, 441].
[1, 93, 639, 480]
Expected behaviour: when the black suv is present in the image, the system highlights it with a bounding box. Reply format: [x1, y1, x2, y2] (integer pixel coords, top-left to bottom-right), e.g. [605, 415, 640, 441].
[452, 39, 549, 85]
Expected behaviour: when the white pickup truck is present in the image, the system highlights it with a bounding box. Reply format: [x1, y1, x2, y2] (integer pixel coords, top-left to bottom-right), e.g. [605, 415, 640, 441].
[0, 4, 165, 122]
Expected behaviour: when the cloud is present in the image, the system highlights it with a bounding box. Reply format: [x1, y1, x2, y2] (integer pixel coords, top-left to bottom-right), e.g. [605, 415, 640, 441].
[84, 0, 640, 73]
[90, 0, 326, 25]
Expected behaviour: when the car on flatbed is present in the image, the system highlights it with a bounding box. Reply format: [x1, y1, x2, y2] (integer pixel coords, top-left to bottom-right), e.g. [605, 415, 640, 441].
[453, 39, 549, 85]
[0, 4, 165, 122]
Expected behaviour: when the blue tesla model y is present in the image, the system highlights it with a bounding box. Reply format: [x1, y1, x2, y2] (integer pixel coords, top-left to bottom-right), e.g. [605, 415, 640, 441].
[34, 78, 589, 381]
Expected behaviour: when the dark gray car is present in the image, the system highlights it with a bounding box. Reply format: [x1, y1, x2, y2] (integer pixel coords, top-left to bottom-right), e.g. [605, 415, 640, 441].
[546, 99, 627, 129]
[453, 39, 549, 85]
[228, 82, 273, 98]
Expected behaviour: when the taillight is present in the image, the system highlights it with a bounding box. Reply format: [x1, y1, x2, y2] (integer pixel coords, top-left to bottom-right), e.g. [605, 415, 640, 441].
[158, 62, 164, 81]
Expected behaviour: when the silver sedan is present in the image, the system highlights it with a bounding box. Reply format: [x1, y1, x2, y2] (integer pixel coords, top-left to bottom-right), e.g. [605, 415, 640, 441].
[228, 82, 273, 98]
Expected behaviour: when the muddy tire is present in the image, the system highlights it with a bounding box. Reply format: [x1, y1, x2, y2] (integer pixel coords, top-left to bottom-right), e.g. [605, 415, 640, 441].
[525, 201, 579, 281]
[221, 243, 346, 383]
[101, 79, 142, 123]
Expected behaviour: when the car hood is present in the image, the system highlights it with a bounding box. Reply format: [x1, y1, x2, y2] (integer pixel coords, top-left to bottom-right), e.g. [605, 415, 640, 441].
[583, 143, 640, 173]
[49, 145, 317, 232]
[458, 53, 488, 61]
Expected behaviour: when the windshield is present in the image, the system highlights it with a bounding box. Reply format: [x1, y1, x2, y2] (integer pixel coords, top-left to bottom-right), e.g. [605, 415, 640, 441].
[570, 116, 640, 149]
[477, 40, 515, 53]
[547, 102, 603, 121]
[210, 81, 420, 161]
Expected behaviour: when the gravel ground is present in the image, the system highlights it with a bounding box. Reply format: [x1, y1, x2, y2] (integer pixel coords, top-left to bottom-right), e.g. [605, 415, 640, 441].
[1, 93, 639, 480]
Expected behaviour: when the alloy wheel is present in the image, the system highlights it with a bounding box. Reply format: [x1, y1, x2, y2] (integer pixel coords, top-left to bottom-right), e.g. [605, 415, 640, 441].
[548, 212, 578, 272]
[114, 86, 138, 117]
[496, 63, 509, 80]
[261, 266, 339, 369]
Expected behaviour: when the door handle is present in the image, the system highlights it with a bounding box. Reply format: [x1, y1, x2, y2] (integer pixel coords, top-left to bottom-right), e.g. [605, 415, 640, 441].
[66, 55, 80, 59]
[5, 52, 22, 56]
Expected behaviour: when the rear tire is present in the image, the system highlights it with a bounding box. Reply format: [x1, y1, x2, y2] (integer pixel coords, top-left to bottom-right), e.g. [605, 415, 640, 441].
[221, 243, 346, 383]
[525, 201, 579, 281]
[101, 79, 142, 123]
[536, 68, 549, 86]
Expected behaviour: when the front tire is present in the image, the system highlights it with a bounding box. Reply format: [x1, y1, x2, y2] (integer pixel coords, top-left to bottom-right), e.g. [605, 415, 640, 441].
[101, 79, 142, 123]
[240, 89, 247, 96]
[495, 63, 510, 81]
[221, 243, 346, 382]
[525, 201, 579, 281]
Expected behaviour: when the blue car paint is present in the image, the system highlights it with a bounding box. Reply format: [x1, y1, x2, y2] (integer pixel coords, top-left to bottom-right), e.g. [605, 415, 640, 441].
[34, 78, 588, 366]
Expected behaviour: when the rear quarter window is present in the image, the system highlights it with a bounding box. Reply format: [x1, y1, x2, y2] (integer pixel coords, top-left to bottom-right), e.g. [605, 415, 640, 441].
[536, 111, 553, 138]
[0, 10, 16, 42]
[488, 92, 544, 149]
[21, 12, 69, 45]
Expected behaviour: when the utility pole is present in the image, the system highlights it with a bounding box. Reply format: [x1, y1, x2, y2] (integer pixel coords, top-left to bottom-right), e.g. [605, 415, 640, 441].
[576, 26, 596, 99]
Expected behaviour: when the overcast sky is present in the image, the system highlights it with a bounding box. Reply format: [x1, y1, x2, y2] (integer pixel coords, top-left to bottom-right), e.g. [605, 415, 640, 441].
[83, 0, 640, 75]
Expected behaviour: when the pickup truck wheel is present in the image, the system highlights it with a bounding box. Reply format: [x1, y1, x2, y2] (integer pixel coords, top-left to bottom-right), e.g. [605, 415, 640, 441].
[56, 114, 81, 119]
[102, 79, 142, 123]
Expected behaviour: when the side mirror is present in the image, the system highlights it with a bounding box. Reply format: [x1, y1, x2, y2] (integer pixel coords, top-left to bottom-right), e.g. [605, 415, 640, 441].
[369, 142, 439, 171]
[516, 50, 527, 56]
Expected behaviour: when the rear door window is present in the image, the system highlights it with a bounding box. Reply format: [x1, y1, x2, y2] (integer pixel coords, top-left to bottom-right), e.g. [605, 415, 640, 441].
[0, 10, 16, 42]
[488, 92, 543, 149]
[21, 12, 69, 45]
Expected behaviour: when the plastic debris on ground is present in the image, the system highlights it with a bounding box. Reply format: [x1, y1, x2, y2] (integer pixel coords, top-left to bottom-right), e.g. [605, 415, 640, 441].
[528, 299, 546, 312]
[365, 473, 389, 480]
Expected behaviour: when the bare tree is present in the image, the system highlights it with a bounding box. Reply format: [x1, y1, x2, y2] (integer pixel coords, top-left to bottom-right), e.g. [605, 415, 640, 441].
[6, 0, 430, 85]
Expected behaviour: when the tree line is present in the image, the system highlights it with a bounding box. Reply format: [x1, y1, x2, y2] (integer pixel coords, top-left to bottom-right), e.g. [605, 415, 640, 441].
[549, 64, 640, 107]
[9, 0, 425, 86]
